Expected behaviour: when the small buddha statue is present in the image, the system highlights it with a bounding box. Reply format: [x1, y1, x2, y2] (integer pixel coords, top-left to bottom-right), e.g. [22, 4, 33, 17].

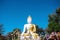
[21, 15, 39, 40]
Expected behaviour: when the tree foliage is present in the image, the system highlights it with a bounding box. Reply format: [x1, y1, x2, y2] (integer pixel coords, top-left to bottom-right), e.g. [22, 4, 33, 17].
[35, 25, 44, 34]
[0, 24, 4, 35]
[46, 8, 60, 33]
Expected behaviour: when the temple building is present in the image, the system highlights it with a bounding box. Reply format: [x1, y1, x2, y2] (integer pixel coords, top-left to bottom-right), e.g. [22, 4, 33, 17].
[6, 28, 21, 40]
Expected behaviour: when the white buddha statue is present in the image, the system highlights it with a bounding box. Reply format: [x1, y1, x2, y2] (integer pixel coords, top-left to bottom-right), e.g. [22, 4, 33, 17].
[21, 15, 40, 40]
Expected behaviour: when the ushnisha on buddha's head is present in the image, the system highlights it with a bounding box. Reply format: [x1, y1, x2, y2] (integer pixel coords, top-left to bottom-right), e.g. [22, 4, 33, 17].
[27, 15, 32, 24]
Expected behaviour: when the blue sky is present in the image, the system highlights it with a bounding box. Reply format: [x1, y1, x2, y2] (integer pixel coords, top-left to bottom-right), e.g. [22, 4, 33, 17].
[0, 0, 60, 35]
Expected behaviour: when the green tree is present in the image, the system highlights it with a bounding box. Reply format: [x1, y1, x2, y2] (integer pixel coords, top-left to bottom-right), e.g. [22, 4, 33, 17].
[46, 8, 60, 33]
[0, 24, 4, 36]
[36, 25, 44, 35]
[0, 24, 4, 40]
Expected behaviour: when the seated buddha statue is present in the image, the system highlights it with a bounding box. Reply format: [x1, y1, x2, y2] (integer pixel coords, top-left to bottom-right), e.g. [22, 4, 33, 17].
[21, 15, 39, 39]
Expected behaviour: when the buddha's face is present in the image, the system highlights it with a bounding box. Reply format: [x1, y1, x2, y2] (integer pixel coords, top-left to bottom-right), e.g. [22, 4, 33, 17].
[27, 15, 32, 24]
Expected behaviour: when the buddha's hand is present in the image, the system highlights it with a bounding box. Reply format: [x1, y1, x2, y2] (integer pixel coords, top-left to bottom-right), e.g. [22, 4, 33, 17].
[21, 33, 24, 36]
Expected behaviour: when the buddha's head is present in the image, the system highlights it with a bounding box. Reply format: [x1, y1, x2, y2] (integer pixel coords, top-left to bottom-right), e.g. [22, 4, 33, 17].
[27, 15, 32, 24]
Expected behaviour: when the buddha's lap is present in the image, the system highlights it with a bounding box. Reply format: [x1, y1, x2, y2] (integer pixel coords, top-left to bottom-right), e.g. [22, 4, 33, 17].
[23, 33, 30, 36]
[23, 33, 39, 38]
